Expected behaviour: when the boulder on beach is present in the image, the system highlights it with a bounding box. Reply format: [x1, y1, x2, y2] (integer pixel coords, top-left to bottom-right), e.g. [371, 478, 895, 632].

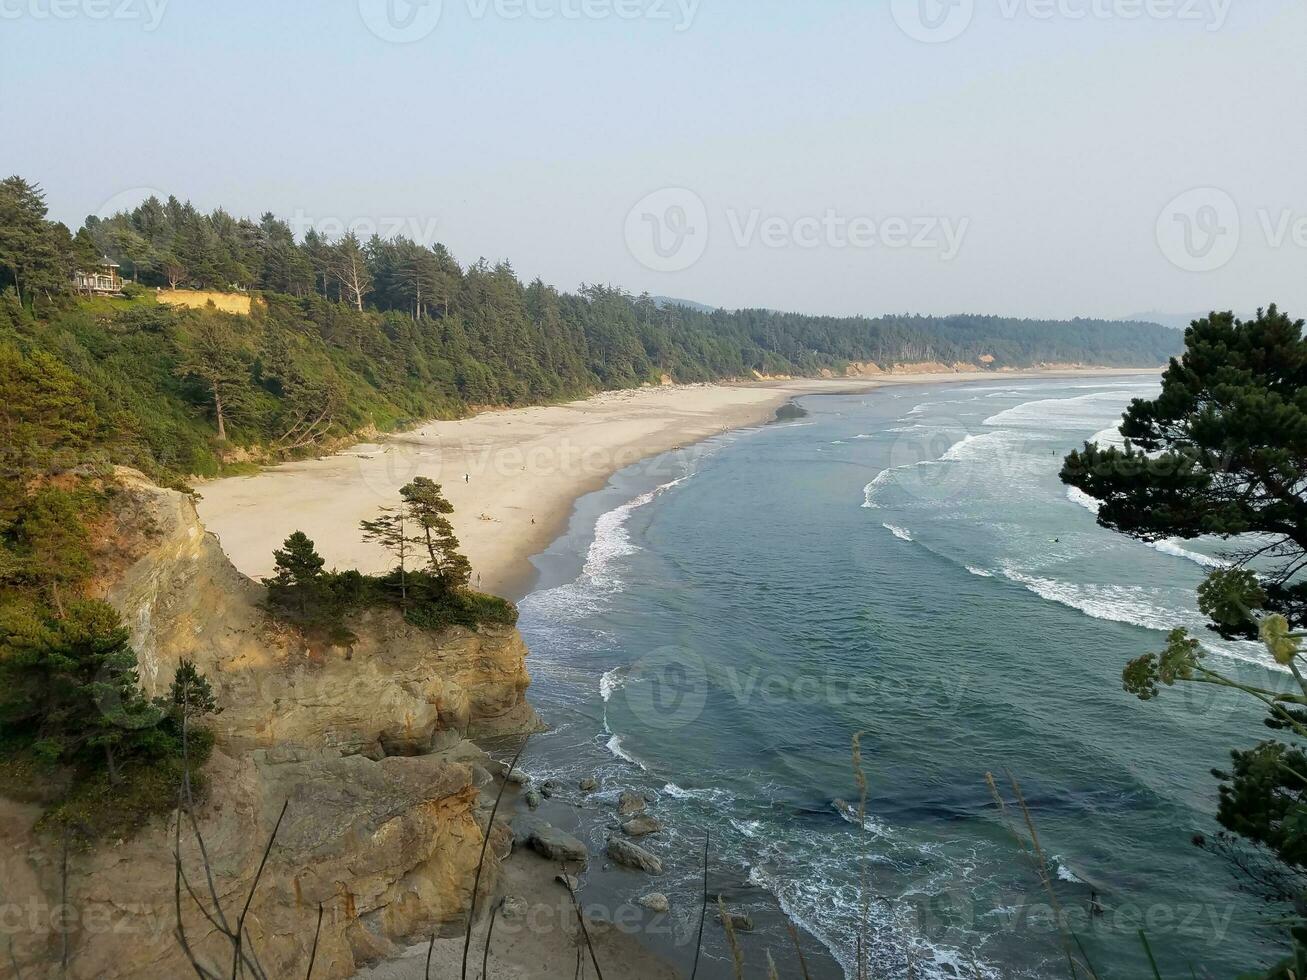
[721, 912, 754, 932]
[637, 892, 670, 913]
[617, 790, 646, 816]
[555, 873, 580, 891]
[606, 836, 663, 875]
[579, 777, 598, 792]
[540, 779, 563, 799]
[524, 789, 542, 809]
[528, 824, 589, 864]
[621, 815, 663, 837]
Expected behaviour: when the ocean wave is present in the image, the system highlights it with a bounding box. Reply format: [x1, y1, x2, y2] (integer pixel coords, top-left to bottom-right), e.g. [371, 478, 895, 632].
[519, 474, 689, 621]
[883, 523, 914, 541]
[983, 390, 1136, 431]
[605, 734, 648, 770]
[1087, 424, 1126, 448]
[999, 566, 1177, 630]
[965, 566, 994, 578]
[599, 665, 626, 701]
[1065, 486, 1102, 513]
[662, 781, 733, 804]
[1151, 539, 1227, 568]
[1052, 855, 1084, 884]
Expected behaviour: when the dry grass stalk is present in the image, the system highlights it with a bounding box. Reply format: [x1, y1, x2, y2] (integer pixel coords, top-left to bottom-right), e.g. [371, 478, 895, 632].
[766, 949, 781, 980]
[999, 770, 1097, 980]
[560, 868, 605, 980]
[716, 896, 746, 980]
[851, 731, 870, 980]
[304, 904, 324, 979]
[480, 898, 503, 980]
[452, 740, 527, 980]
[690, 830, 710, 980]
[785, 922, 812, 980]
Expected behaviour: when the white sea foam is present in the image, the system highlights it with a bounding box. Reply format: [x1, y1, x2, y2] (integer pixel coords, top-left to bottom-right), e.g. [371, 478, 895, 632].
[605, 734, 648, 770]
[1066, 486, 1102, 513]
[983, 390, 1135, 431]
[599, 666, 626, 701]
[1151, 539, 1227, 568]
[965, 566, 994, 578]
[1052, 855, 1084, 883]
[1087, 424, 1126, 448]
[883, 523, 914, 541]
[661, 781, 732, 804]
[519, 474, 689, 620]
[730, 818, 764, 839]
[999, 566, 1176, 630]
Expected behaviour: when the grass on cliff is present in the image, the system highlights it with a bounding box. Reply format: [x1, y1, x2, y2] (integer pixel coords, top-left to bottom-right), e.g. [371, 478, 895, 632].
[271, 567, 518, 643]
[0, 729, 213, 846]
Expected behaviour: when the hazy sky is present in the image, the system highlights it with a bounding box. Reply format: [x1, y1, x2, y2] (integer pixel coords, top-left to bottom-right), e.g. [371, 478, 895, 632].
[4, 0, 1303, 319]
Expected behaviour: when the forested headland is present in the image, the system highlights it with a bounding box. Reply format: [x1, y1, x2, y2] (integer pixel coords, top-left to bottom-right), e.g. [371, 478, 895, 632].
[1, 176, 1180, 482]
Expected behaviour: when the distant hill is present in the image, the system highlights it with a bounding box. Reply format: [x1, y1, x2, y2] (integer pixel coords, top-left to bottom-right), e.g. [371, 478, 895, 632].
[650, 295, 721, 314]
[1122, 311, 1211, 331]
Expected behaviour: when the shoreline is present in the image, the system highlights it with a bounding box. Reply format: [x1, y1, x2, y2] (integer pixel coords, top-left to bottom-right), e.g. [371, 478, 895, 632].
[196, 366, 1161, 979]
[196, 367, 1160, 601]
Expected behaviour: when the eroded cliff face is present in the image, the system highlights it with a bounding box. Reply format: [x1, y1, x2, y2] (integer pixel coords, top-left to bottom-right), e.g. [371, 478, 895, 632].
[2, 469, 538, 979]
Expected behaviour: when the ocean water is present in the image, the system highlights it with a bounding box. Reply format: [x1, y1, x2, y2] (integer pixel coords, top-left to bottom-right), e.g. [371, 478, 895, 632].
[513, 376, 1287, 978]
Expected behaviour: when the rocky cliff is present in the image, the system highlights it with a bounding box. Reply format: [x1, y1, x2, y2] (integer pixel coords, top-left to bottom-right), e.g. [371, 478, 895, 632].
[1, 469, 540, 979]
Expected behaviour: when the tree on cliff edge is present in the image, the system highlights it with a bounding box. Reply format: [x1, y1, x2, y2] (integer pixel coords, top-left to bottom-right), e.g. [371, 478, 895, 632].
[1062, 306, 1307, 970]
[265, 531, 326, 617]
[400, 477, 471, 591]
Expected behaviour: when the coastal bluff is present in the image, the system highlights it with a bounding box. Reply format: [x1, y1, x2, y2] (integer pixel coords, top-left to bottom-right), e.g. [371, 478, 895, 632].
[0, 469, 540, 979]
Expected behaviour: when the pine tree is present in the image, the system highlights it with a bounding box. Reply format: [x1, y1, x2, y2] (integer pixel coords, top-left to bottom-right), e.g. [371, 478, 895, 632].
[360, 507, 418, 607]
[0, 600, 162, 784]
[264, 531, 326, 617]
[399, 477, 471, 591]
[175, 312, 248, 440]
[158, 659, 219, 728]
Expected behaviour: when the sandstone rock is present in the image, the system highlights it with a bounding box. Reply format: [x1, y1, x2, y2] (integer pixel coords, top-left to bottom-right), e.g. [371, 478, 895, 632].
[579, 777, 598, 792]
[606, 837, 663, 875]
[506, 769, 530, 786]
[637, 892, 670, 913]
[101, 469, 541, 758]
[540, 779, 563, 799]
[555, 873, 580, 891]
[617, 790, 646, 816]
[524, 789, 542, 809]
[723, 912, 755, 932]
[621, 815, 663, 837]
[0, 470, 545, 980]
[529, 825, 589, 864]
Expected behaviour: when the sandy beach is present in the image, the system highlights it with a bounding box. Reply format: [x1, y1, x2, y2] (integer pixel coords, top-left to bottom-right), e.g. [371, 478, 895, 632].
[196, 369, 1159, 600]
